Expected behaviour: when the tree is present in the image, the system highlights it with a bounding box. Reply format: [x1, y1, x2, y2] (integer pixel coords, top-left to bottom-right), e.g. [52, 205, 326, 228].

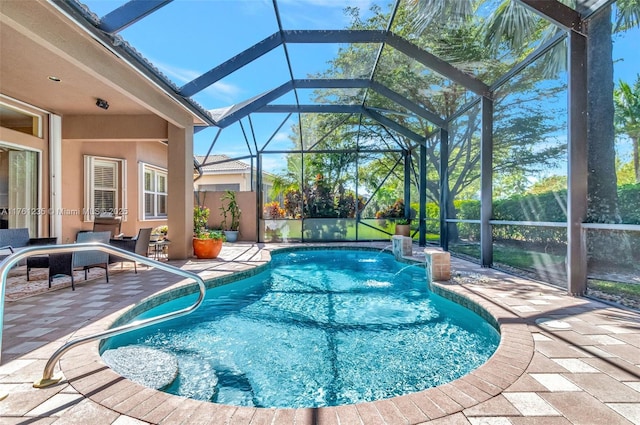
[270, 2, 567, 231]
[412, 0, 640, 224]
[527, 175, 567, 195]
[330, 3, 564, 226]
[614, 75, 640, 183]
[616, 158, 636, 185]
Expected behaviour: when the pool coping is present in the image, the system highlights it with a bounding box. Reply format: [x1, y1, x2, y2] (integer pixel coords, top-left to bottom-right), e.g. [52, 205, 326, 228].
[59, 246, 533, 423]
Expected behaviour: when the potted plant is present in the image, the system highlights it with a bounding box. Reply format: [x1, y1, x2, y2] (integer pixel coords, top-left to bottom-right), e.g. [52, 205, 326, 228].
[157, 225, 168, 237]
[193, 228, 226, 259]
[151, 225, 168, 242]
[193, 205, 226, 258]
[220, 190, 241, 242]
[376, 199, 414, 237]
[394, 218, 411, 237]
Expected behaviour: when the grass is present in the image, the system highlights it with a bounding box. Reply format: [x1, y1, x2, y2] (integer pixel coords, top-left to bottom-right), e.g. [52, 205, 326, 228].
[451, 242, 565, 270]
[589, 279, 640, 298]
[494, 248, 565, 270]
[452, 241, 639, 304]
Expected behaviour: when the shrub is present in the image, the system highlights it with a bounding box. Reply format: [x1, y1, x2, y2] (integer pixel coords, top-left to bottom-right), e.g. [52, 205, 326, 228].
[264, 201, 286, 219]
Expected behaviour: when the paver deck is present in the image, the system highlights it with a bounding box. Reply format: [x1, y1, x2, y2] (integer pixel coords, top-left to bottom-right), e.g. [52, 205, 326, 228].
[1, 242, 639, 424]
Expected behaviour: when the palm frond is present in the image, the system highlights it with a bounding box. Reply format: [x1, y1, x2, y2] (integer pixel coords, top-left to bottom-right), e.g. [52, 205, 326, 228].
[406, 0, 474, 33]
[484, 0, 539, 53]
[614, 0, 640, 32]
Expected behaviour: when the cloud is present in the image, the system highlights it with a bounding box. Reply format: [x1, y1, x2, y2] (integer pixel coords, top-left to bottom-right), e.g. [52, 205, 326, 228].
[150, 60, 199, 85]
[260, 154, 288, 173]
[273, 131, 291, 142]
[207, 81, 243, 103]
[144, 58, 243, 103]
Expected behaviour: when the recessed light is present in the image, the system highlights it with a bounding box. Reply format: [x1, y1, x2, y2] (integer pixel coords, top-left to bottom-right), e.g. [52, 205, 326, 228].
[48, 76, 61, 82]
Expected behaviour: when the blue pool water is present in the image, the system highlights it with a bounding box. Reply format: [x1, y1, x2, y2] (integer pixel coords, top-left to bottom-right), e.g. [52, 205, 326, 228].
[101, 249, 500, 408]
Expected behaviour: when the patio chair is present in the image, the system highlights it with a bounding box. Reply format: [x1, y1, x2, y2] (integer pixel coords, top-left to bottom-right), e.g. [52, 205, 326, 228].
[0, 228, 57, 278]
[26, 237, 58, 280]
[48, 231, 111, 290]
[109, 227, 152, 273]
[93, 216, 122, 238]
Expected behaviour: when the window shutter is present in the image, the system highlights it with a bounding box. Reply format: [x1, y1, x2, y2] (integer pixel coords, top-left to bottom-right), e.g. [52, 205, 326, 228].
[85, 156, 124, 221]
[94, 163, 115, 190]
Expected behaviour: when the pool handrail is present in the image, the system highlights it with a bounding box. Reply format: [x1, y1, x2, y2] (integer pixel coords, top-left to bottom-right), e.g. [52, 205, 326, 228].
[0, 242, 207, 388]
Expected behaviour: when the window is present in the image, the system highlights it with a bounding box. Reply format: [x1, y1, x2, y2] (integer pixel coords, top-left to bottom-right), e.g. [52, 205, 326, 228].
[141, 163, 167, 219]
[0, 102, 42, 137]
[197, 183, 240, 192]
[84, 156, 126, 221]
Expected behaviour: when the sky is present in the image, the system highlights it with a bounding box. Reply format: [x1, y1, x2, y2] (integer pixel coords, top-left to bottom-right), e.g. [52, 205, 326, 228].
[81, 0, 640, 173]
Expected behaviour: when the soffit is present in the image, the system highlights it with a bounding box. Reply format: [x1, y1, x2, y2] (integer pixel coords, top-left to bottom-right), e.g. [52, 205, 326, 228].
[0, 1, 206, 127]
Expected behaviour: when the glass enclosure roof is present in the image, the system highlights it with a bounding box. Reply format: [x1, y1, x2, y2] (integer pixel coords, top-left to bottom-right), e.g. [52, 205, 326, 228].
[69, 0, 612, 159]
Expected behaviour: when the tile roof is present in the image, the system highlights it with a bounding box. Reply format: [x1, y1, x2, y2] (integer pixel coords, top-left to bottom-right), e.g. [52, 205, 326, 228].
[194, 154, 251, 174]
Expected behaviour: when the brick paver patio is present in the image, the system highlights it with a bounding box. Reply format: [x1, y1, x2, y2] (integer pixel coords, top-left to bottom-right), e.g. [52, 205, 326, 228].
[1, 243, 639, 424]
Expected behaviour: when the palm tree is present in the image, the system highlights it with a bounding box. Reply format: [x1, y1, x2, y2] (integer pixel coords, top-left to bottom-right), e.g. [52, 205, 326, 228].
[614, 76, 640, 183]
[410, 0, 640, 223]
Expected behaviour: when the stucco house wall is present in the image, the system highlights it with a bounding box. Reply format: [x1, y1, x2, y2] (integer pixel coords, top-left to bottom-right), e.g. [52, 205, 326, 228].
[60, 139, 168, 244]
[1, 1, 206, 258]
[198, 190, 257, 242]
[195, 173, 252, 192]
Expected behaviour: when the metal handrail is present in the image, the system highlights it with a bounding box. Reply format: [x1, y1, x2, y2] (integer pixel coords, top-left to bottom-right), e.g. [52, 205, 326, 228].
[0, 242, 206, 388]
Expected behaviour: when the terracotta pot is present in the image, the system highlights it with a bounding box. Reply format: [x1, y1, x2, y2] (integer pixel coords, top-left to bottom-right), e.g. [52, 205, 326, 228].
[394, 224, 411, 237]
[192, 238, 223, 259]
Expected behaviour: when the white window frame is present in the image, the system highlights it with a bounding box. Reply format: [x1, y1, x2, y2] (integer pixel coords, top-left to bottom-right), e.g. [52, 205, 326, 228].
[139, 162, 168, 220]
[0, 97, 43, 138]
[84, 155, 127, 222]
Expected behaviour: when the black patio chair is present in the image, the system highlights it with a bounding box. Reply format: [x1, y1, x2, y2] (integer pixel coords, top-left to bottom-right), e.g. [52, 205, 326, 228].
[109, 227, 152, 273]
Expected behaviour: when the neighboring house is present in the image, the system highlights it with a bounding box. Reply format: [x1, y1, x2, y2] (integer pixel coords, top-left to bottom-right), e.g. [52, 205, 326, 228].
[194, 154, 276, 204]
[194, 154, 255, 193]
[0, 1, 210, 259]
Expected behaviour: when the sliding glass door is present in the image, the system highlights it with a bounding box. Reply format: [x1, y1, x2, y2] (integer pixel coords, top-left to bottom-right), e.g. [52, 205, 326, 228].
[0, 146, 39, 235]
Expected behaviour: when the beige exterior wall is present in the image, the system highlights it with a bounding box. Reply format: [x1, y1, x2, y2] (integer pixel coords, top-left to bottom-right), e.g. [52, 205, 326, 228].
[195, 172, 252, 191]
[199, 191, 257, 242]
[167, 123, 194, 259]
[1, 0, 210, 257]
[60, 139, 168, 244]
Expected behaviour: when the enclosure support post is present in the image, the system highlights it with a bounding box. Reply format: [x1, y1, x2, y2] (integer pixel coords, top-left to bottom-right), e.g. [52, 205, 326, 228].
[419, 143, 427, 246]
[567, 27, 588, 295]
[439, 128, 449, 251]
[355, 154, 360, 241]
[256, 153, 263, 243]
[480, 96, 494, 267]
[301, 149, 305, 243]
[404, 150, 411, 220]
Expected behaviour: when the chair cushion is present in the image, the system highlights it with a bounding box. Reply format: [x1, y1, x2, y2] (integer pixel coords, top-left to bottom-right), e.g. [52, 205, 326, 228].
[0, 228, 30, 248]
[73, 231, 111, 268]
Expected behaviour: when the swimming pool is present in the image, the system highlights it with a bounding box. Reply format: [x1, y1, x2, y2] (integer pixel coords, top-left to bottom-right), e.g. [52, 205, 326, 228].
[101, 249, 500, 408]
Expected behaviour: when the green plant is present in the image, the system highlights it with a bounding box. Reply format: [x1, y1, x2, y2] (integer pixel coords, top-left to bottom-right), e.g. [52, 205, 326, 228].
[194, 205, 210, 233]
[154, 225, 168, 235]
[194, 228, 226, 241]
[220, 190, 241, 231]
[263, 201, 286, 219]
[375, 199, 415, 222]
